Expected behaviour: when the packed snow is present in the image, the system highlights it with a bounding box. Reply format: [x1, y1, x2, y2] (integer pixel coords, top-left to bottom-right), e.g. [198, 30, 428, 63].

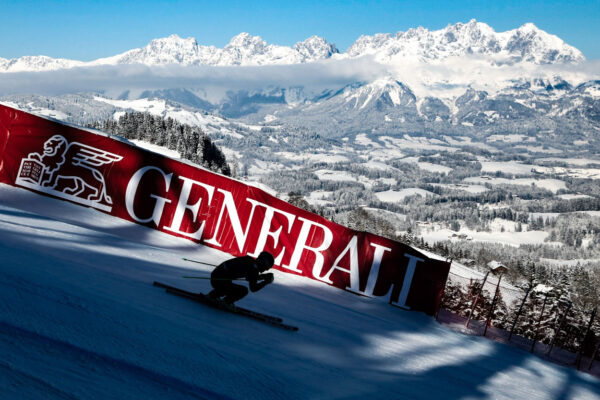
[1, 185, 599, 399]
[130, 140, 181, 159]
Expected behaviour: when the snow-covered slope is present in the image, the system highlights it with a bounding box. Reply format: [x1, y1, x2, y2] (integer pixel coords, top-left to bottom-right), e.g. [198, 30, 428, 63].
[1, 184, 600, 399]
[0, 96, 255, 139]
[0, 21, 583, 72]
[92, 96, 250, 138]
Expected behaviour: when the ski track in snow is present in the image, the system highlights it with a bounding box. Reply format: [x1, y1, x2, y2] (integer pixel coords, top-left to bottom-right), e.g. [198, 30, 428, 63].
[1, 185, 600, 399]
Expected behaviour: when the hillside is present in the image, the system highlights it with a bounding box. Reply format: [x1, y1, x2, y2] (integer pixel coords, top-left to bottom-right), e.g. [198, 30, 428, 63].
[1, 184, 600, 399]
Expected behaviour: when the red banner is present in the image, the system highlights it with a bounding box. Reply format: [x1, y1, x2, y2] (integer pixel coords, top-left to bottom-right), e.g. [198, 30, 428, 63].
[0, 104, 450, 315]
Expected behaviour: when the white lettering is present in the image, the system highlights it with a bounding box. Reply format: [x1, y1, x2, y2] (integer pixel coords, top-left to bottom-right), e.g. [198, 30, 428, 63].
[204, 190, 263, 252]
[283, 217, 333, 274]
[362, 243, 393, 296]
[247, 200, 296, 265]
[316, 235, 359, 287]
[125, 166, 172, 226]
[164, 176, 215, 240]
[391, 253, 424, 309]
[316, 238, 392, 297]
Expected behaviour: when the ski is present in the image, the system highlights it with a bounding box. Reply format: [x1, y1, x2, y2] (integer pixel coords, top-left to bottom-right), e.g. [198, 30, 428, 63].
[153, 281, 298, 331]
[174, 288, 284, 323]
[154, 281, 279, 320]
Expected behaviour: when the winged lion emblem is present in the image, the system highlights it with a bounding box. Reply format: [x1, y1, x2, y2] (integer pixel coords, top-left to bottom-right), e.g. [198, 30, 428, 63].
[16, 135, 123, 212]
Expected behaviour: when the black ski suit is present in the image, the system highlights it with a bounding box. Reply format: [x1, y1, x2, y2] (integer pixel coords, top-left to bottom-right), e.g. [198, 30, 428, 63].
[209, 256, 273, 304]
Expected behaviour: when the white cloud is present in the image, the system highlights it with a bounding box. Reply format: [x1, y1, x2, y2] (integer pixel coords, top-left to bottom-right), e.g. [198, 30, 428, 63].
[0, 56, 597, 101]
[389, 57, 600, 98]
[0, 57, 388, 100]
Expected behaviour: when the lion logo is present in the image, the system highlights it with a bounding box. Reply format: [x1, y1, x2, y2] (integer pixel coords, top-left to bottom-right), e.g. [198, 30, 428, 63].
[16, 135, 123, 212]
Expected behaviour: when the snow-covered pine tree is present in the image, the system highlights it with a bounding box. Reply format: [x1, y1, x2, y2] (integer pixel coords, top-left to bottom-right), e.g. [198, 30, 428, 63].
[441, 281, 471, 316]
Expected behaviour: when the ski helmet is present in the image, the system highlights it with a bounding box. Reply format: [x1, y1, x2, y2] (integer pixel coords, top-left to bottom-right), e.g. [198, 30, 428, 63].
[257, 251, 274, 270]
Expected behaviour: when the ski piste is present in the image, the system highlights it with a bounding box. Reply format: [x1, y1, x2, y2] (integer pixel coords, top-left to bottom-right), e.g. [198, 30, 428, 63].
[153, 281, 298, 331]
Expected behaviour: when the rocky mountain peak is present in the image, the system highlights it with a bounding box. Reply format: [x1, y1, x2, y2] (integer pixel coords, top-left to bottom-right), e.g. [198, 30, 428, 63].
[347, 20, 584, 65]
[293, 36, 339, 60]
[226, 33, 266, 50]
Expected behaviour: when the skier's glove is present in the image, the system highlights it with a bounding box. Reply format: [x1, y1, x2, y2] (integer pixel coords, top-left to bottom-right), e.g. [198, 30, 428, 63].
[250, 273, 274, 292]
[260, 273, 274, 284]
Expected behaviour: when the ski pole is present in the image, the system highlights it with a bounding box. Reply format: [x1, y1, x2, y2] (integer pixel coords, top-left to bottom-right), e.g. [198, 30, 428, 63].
[182, 257, 217, 267]
[183, 276, 246, 281]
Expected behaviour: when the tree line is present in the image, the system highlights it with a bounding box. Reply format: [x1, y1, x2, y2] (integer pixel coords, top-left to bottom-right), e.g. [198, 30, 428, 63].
[90, 112, 231, 176]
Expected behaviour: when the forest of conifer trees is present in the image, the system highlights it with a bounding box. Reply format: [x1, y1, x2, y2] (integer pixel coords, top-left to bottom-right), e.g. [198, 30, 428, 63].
[90, 112, 231, 176]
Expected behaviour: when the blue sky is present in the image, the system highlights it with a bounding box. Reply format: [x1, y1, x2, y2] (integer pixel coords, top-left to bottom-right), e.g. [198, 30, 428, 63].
[2, 0, 599, 60]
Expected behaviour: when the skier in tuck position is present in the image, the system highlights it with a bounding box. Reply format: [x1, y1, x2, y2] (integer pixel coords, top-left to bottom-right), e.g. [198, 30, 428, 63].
[208, 251, 275, 305]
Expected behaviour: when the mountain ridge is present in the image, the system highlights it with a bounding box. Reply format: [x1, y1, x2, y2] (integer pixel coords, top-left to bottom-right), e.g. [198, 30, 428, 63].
[0, 20, 584, 72]
[346, 20, 584, 65]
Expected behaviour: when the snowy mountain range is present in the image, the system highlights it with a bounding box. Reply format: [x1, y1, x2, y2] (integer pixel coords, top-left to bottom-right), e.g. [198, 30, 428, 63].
[1, 20, 598, 160]
[0, 33, 339, 72]
[0, 20, 585, 72]
[346, 20, 585, 65]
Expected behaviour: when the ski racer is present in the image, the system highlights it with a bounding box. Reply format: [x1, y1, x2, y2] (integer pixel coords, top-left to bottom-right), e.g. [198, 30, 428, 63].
[208, 251, 275, 305]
